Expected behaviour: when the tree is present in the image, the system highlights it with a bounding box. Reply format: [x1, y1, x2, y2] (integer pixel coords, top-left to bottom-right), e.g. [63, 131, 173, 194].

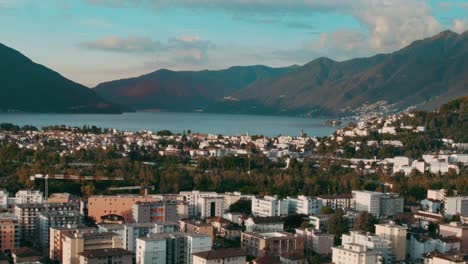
[354, 211, 378, 233]
[320, 206, 335, 214]
[229, 199, 252, 215]
[327, 209, 349, 245]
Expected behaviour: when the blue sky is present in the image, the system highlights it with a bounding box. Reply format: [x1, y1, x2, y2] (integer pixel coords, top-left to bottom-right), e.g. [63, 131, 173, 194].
[1, 0, 467, 87]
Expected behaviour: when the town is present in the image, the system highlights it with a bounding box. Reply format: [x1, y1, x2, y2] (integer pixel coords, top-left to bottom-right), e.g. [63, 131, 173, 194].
[0, 97, 466, 264]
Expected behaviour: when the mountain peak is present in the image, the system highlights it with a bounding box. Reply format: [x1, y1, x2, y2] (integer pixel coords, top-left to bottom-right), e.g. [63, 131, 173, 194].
[432, 30, 459, 40]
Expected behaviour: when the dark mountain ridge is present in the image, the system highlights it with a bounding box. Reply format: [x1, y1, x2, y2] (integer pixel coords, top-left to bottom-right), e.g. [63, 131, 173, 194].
[0, 43, 123, 113]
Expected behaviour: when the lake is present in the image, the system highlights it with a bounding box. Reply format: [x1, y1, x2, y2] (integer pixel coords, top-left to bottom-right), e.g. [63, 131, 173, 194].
[0, 112, 343, 137]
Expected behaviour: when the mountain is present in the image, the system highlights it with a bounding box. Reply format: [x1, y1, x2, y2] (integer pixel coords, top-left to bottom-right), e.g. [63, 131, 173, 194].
[93, 65, 296, 111]
[0, 43, 123, 113]
[230, 30, 468, 116]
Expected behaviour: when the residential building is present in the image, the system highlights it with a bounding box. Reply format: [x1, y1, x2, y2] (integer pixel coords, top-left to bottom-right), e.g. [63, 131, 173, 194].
[192, 248, 246, 264]
[179, 220, 214, 243]
[62, 232, 123, 264]
[375, 222, 407, 261]
[287, 195, 322, 215]
[445, 196, 468, 217]
[241, 231, 305, 258]
[352, 190, 383, 217]
[121, 223, 155, 253]
[78, 248, 133, 264]
[0, 213, 19, 253]
[136, 232, 211, 264]
[222, 192, 244, 211]
[87, 195, 157, 223]
[152, 222, 179, 233]
[132, 201, 179, 223]
[179, 191, 218, 218]
[38, 211, 83, 250]
[244, 216, 284, 232]
[15, 190, 43, 204]
[332, 244, 382, 264]
[12, 247, 42, 264]
[295, 228, 334, 256]
[421, 199, 443, 213]
[251, 196, 288, 217]
[0, 190, 8, 209]
[14, 202, 80, 242]
[49, 226, 96, 262]
[427, 189, 447, 201]
[48, 193, 71, 204]
[317, 194, 352, 210]
[198, 196, 224, 219]
[423, 251, 468, 264]
[439, 222, 468, 251]
[342, 231, 393, 263]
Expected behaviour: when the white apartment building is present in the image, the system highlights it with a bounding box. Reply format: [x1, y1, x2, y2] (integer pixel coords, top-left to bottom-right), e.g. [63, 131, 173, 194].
[198, 196, 224, 219]
[222, 192, 248, 211]
[15, 190, 43, 204]
[251, 195, 288, 217]
[445, 196, 468, 217]
[427, 189, 447, 201]
[287, 195, 322, 215]
[342, 231, 393, 263]
[193, 248, 246, 264]
[136, 232, 211, 264]
[180, 191, 218, 218]
[332, 243, 382, 264]
[352, 191, 383, 217]
[0, 189, 8, 209]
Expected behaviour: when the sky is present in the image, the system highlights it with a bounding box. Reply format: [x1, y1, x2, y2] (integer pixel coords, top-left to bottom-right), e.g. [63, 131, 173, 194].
[1, 0, 467, 87]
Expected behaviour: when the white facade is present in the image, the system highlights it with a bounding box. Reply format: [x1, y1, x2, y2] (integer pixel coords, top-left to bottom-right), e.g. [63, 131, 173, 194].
[332, 244, 382, 264]
[375, 223, 407, 261]
[244, 217, 284, 232]
[15, 190, 43, 204]
[136, 237, 167, 264]
[198, 196, 224, 219]
[352, 191, 383, 217]
[287, 195, 322, 215]
[180, 191, 218, 218]
[428, 189, 447, 201]
[186, 234, 212, 264]
[0, 189, 8, 209]
[251, 195, 288, 217]
[342, 231, 393, 263]
[445, 196, 468, 217]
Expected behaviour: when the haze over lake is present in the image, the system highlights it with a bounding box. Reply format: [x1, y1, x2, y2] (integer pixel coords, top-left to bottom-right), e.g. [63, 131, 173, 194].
[0, 112, 343, 137]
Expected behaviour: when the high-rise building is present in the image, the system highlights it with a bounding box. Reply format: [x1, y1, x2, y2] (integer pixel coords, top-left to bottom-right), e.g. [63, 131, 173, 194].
[62, 231, 123, 264]
[133, 201, 179, 223]
[352, 191, 383, 217]
[445, 196, 468, 217]
[287, 195, 322, 215]
[316, 194, 352, 210]
[0, 189, 9, 209]
[179, 191, 219, 218]
[341, 231, 393, 263]
[136, 232, 211, 264]
[38, 211, 83, 250]
[251, 196, 288, 217]
[375, 222, 407, 261]
[0, 213, 19, 253]
[198, 196, 224, 219]
[49, 226, 96, 262]
[332, 244, 382, 264]
[15, 190, 43, 204]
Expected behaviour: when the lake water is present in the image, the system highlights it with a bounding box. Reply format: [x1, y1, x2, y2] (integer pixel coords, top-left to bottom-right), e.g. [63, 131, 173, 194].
[0, 112, 343, 137]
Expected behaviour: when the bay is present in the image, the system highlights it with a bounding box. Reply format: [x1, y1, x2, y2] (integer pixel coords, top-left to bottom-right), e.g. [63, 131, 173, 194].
[0, 112, 343, 137]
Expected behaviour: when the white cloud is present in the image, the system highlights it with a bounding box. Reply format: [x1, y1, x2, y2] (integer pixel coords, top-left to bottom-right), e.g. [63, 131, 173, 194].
[452, 18, 468, 34]
[79, 36, 161, 53]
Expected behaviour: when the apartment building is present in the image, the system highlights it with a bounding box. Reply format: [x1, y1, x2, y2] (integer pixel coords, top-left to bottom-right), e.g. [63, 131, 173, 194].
[439, 222, 468, 251]
[251, 196, 288, 217]
[14, 190, 44, 204]
[179, 220, 214, 243]
[295, 228, 334, 256]
[136, 232, 211, 264]
[244, 216, 284, 232]
[287, 195, 322, 215]
[78, 248, 133, 264]
[179, 191, 218, 218]
[38, 211, 83, 250]
[198, 196, 224, 219]
[445, 196, 468, 217]
[49, 226, 96, 262]
[352, 191, 403, 218]
[317, 194, 352, 210]
[62, 231, 123, 264]
[132, 201, 179, 223]
[241, 231, 305, 258]
[87, 195, 157, 223]
[332, 244, 382, 264]
[375, 222, 407, 261]
[0, 213, 19, 253]
[341, 231, 393, 263]
[0, 189, 8, 209]
[192, 248, 246, 264]
[14, 202, 80, 242]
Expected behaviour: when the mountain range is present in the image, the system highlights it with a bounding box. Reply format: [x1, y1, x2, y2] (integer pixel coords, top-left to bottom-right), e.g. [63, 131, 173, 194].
[0, 43, 122, 113]
[1, 30, 467, 116]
